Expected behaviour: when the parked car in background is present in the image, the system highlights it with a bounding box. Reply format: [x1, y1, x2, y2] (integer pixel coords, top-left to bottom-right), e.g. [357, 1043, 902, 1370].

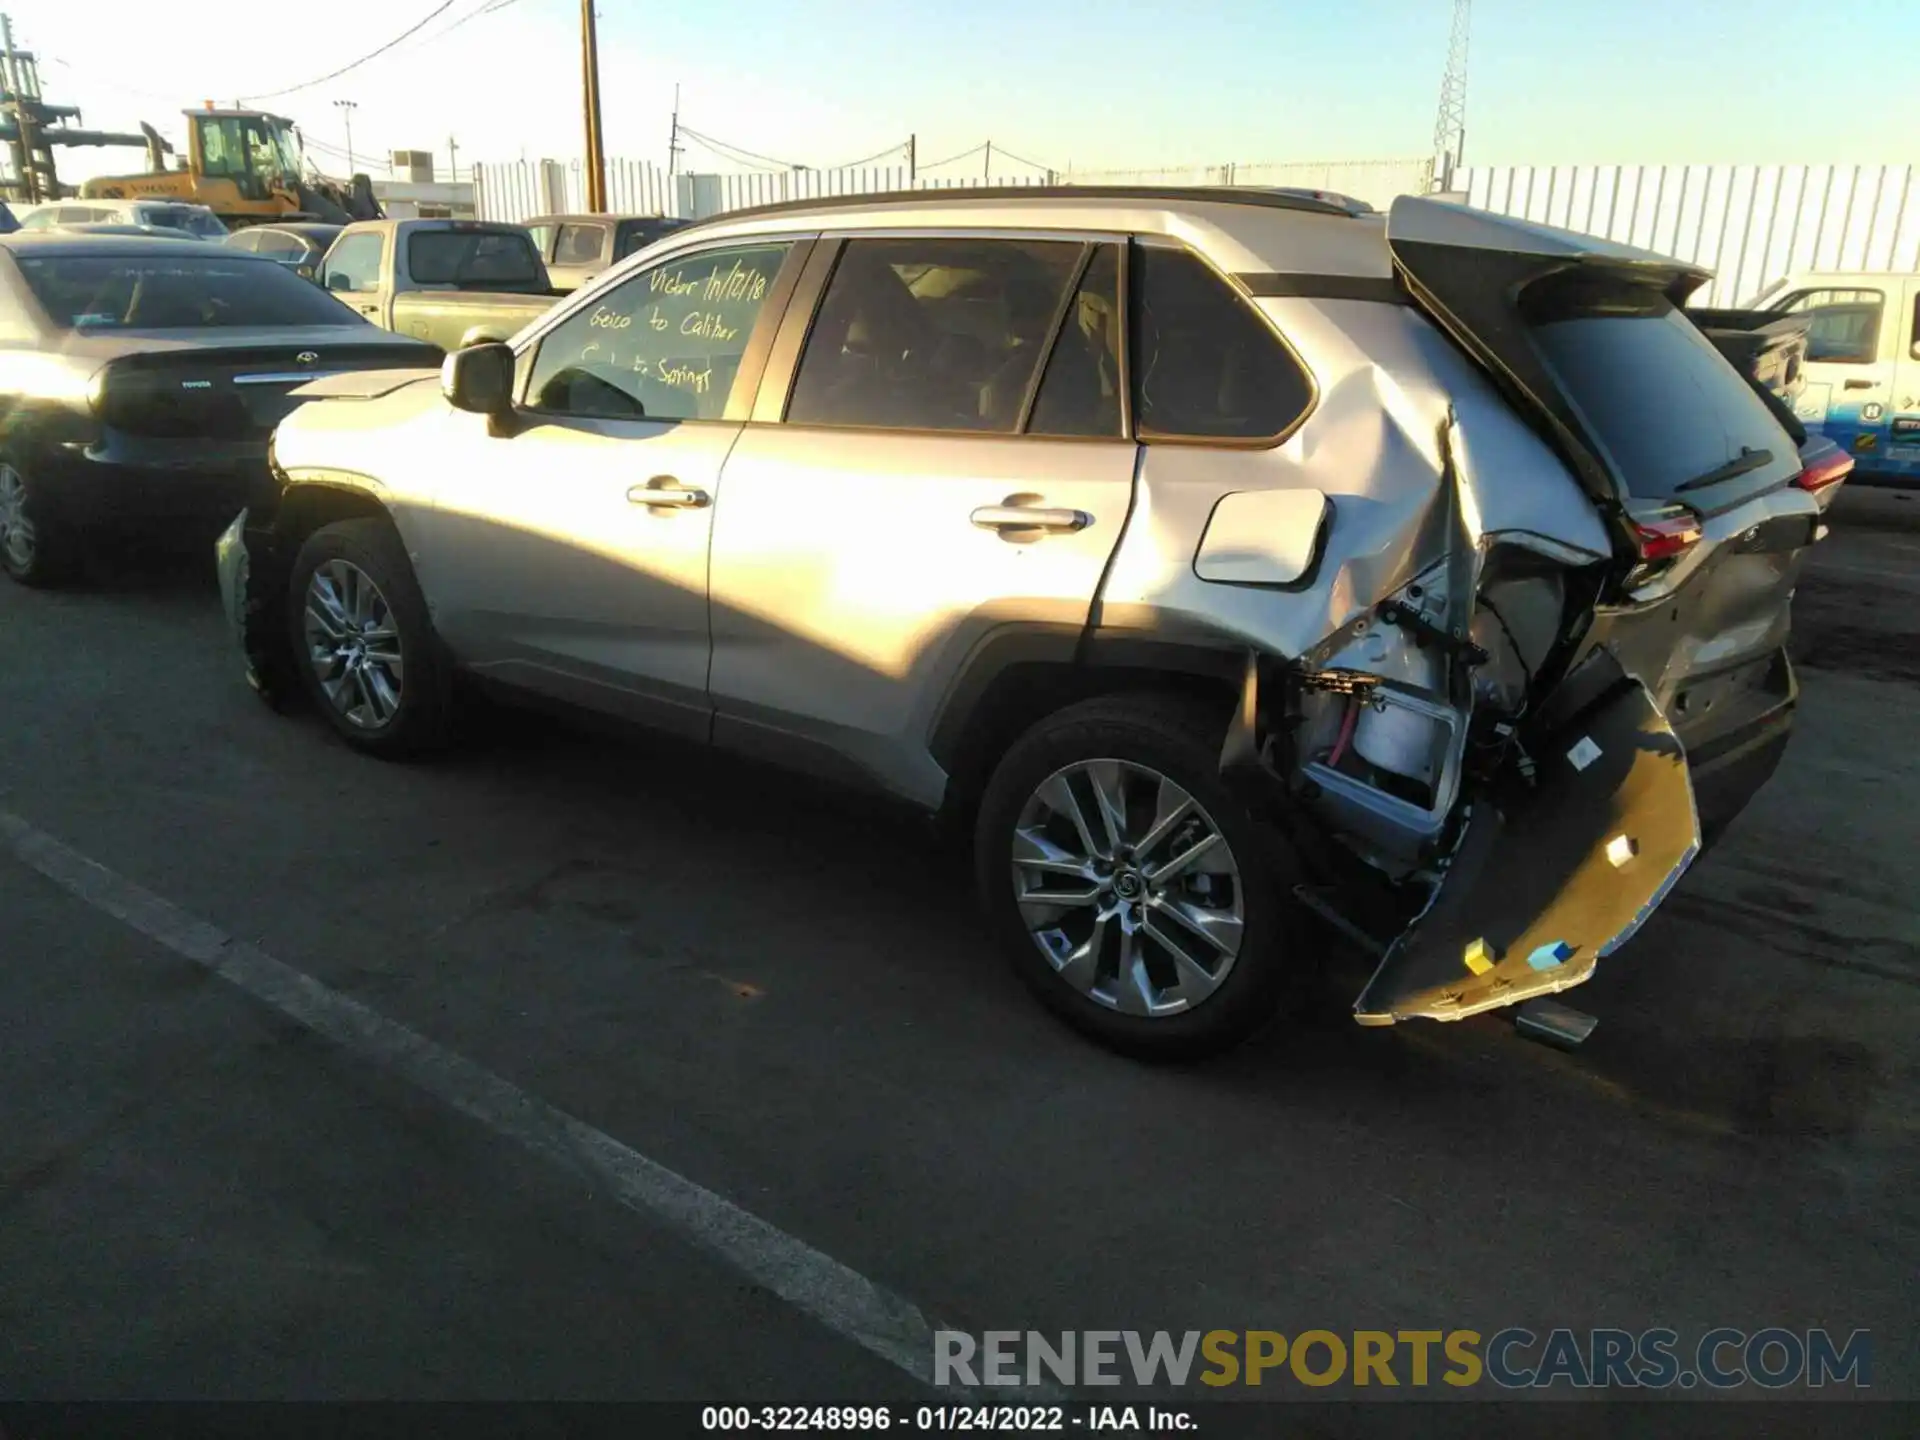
[224, 223, 343, 282]
[524, 211, 692, 293]
[1691, 303, 1854, 510]
[219, 187, 1824, 1060]
[0, 234, 439, 587]
[18, 198, 228, 240]
[55, 222, 206, 243]
[316, 217, 564, 353]
[1725, 270, 1920, 488]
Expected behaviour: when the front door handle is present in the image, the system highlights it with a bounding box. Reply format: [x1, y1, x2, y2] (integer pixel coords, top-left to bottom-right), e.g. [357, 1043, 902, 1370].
[1844, 379, 1876, 391]
[970, 502, 1093, 535]
[628, 476, 711, 510]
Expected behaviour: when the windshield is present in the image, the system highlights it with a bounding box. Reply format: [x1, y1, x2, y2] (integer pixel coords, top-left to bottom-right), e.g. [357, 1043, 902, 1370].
[18, 254, 366, 329]
[135, 204, 229, 239]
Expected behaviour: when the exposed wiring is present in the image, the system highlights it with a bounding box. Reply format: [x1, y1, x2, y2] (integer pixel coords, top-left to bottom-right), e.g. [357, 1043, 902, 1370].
[1327, 697, 1361, 769]
[238, 0, 461, 102]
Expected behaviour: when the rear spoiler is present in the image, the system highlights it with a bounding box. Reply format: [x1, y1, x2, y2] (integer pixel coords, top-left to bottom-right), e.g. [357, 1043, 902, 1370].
[1385, 195, 1713, 512]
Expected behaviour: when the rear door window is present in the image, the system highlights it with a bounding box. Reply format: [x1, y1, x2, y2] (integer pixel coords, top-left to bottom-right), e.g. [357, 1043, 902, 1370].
[1526, 282, 1799, 500]
[1026, 245, 1125, 438]
[1131, 244, 1313, 441]
[252, 231, 304, 259]
[786, 236, 1084, 433]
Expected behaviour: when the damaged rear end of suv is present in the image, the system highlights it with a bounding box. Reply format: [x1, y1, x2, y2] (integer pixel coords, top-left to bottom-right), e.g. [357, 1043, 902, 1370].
[1178, 196, 1819, 1038]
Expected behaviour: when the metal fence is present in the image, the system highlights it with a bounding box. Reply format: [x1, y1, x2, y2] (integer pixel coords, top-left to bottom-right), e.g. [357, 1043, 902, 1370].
[472, 155, 1435, 225]
[1458, 163, 1920, 306]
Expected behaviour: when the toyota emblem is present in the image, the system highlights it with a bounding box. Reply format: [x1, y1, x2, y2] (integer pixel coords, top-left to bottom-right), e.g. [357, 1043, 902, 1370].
[295, 351, 320, 366]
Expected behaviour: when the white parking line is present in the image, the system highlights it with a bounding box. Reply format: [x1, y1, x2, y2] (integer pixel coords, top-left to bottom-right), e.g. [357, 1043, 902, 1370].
[0, 808, 987, 1396]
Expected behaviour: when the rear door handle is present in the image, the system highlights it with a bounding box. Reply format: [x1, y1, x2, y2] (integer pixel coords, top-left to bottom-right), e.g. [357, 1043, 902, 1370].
[1844, 379, 1876, 390]
[970, 504, 1093, 534]
[628, 476, 711, 509]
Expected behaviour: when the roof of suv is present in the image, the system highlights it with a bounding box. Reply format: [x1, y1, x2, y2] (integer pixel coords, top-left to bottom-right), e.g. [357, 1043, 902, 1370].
[679, 184, 1394, 280]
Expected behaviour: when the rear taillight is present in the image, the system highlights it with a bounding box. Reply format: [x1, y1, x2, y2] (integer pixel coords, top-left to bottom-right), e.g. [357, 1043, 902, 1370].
[1631, 512, 1703, 563]
[1794, 448, 1853, 494]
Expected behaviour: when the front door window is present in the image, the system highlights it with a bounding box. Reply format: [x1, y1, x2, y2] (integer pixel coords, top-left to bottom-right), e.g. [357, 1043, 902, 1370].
[524, 241, 794, 422]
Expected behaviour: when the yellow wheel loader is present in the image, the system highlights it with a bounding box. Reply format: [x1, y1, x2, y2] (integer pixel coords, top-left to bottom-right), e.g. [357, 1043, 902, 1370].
[79, 106, 381, 228]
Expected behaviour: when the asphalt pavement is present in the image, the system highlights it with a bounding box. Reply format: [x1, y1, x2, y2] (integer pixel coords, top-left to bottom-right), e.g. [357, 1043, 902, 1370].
[0, 487, 1915, 1423]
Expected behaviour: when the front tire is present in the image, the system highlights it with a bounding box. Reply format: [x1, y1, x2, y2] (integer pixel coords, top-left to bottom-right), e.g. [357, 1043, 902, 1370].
[287, 518, 452, 757]
[974, 692, 1307, 1061]
[0, 459, 78, 587]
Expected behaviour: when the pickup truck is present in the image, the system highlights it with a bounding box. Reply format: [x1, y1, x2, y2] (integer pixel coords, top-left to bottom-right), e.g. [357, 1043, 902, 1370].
[316, 218, 566, 353]
[523, 211, 691, 293]
[1710, 270, 1920, 487]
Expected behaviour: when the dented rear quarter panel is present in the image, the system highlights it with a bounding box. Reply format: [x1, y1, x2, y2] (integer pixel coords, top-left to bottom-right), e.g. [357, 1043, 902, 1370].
[1094, 293, 1609, 660]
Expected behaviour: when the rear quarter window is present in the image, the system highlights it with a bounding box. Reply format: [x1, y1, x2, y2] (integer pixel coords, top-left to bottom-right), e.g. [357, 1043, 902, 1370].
[1527, 287, 1798, 500]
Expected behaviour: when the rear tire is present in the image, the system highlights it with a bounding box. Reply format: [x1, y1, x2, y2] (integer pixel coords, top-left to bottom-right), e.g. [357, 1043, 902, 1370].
[0, 459, 79, 588]
[287, 518, 452, 757]
[974, 692, 1307, 1061]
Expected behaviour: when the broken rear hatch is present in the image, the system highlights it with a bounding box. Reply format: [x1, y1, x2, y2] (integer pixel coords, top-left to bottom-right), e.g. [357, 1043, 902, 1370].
[1353, 197, 1818, 1024]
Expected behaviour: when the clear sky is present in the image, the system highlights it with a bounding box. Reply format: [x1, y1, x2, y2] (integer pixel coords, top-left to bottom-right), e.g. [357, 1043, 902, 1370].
[13, 0, 1920, 185]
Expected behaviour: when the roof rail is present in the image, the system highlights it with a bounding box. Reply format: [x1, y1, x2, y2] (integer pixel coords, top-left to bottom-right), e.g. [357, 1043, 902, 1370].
[680, 183, 1377, 229]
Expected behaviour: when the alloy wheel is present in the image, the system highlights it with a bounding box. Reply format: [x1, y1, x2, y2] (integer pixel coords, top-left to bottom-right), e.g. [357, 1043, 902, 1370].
[0, 465, 37, 571]
[1010, 759, 1245, 1017]
[302, 558, 405, 729]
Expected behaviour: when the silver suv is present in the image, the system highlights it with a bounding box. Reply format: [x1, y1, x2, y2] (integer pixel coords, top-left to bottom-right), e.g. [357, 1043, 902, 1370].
[218, 187, 1821, 1059]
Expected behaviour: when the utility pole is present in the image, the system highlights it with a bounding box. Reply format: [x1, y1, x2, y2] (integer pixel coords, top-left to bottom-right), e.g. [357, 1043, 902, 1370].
[447, 135, 459, 182]
[907, 133, 916, 183]
[983, 139, 991, 179]
[667, 82, 682, 178]
[1431, 0, 1470, 192]
[579, 0, 606, 211]
[333, 98, 358, 174]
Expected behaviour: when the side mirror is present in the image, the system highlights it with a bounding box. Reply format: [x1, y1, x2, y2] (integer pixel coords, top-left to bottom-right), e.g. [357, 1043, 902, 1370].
[442, 341, 516, 416]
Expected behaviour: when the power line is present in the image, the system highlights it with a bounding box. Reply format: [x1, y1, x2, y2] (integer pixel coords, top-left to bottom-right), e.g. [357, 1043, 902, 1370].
[916, 141, 986, 172]
[677, 124, 800, 171]
[238, 0, 461, 102]
[677, 131, 782, 172]
[986, 143, 1053, 173]
[822, 138, 911, 171]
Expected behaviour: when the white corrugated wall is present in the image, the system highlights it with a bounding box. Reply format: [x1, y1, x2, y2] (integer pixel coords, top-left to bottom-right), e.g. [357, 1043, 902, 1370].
[1458, 164, 1920, 305]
